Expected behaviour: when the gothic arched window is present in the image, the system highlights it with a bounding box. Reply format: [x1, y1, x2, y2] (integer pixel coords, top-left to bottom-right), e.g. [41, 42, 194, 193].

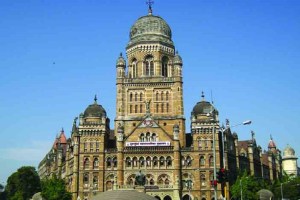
[84, 158, 89, 169]
[144, 55, 154, 76]
[140, 93, 143, 101]
[209, 156, 214, 167]
[186, 156, 192, 167]
[166, 156, 172, 167]
[135, 93, 138, 101]
[132, 59, 137, 78]
[162, 56, 169, 77]
[200, 156, 205, 167]
[140, 104, 143, 113]
[153, 157, 158, 167]
[93, 158, 99, 169]
[126, 157, 131, 167]
[106, 157, 111, 168]
[113, 157, 117, 168]
[140, 133, 145, 142]
[130, 93, 133, 102]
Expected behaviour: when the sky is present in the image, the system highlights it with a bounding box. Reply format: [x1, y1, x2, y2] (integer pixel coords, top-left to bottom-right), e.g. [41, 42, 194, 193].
[0, 0, 299, 185]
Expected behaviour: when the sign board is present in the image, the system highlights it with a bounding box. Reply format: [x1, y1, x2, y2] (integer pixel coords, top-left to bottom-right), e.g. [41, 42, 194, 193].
[125, 141, 171, 147]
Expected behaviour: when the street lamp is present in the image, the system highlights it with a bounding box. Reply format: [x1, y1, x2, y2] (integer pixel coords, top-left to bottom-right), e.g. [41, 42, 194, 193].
[240, 179, 243, 200]
[281, 182, 283, 200]
[221, 120, 251, 200]
[206, 110, 217, 200]
[221, 119, 252, 168]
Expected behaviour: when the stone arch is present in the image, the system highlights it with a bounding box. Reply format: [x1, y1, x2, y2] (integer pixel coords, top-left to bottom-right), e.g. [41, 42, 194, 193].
[163, 195, 172, 200]
[106, 157, 112, 168]
[159, 156, 165, 166]
[83, 157, 90, 169]
[166, 156, 172, 167]
[93, 157, 99, 169]
[183, 194, 192, 200]
[139, 156, 145, 167]
[153, 156, 158, 167]
[145, 174, 155, 185]
[112, 157, 117, 168]
[154, 196, 161, 200]
[200, 155, 205, 167]
[105, 174, 115, 191]
[186, 155, 192, 167]
[157, 174, 171, 185]
[126, 174, 136, 186]
[125, 157, 132, 167]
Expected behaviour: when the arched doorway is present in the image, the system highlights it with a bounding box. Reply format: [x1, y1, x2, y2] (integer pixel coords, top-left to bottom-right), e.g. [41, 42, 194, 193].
[154, 196, 161, 200]
[163, 195, 172, 200]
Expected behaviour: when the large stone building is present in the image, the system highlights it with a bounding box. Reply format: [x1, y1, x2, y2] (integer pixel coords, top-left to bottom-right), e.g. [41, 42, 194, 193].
[38, 5, 284, 200]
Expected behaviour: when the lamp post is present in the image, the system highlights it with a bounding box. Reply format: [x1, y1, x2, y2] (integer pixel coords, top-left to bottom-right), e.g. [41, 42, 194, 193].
[220, 120, 251, 200]
[221, 120, 251, 168]
[206, 110, 217, 200]
[240, 179, 242, 200]
[281, 183, 283, 200]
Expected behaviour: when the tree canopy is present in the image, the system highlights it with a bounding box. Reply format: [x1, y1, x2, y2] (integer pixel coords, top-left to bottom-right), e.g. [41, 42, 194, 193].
[41, 175, 71, 200]
[5, 166, 41, 200]
[271, 175, 300, 199]
[230, 171, 268, 200]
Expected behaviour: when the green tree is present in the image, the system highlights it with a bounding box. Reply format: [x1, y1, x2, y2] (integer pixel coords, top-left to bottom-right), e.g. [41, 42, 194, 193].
[230, 171, 267, 200]
[272, 176, 300, 199]
[0, 183, 6, 200]
[5, 166, 41, 200]
[41, 175, 71, 200]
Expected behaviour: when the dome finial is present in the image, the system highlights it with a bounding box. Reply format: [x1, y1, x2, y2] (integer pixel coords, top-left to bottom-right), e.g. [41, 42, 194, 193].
[201, 91, 205, 100]
[146, 0, 154, 15]
[119, 52, 122, 57]
[270, 134, 273, 140]
[94, 94, 98, 104]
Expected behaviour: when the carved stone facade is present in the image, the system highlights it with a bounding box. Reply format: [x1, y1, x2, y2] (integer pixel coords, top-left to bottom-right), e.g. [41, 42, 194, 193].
[38, 7, 283, 200]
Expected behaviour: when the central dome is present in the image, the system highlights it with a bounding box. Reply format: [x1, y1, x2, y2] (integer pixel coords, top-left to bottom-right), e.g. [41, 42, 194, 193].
[127, 14, 174, 48]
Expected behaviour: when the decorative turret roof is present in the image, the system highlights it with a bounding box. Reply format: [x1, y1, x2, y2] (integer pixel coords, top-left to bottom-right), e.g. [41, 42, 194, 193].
[116, 52, 126, 66]
[283, 144, 296, 157]
[83, 95, 107, 118]
[52, 128, 67, 149]
[192, 92, 217, 116]
[127, 10, 173, 48]
[173, 51, 183, 65]
[268, 135, 276, 149]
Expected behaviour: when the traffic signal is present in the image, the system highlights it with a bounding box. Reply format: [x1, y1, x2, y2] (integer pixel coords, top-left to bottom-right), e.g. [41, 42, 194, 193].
[217, 168, 226, 183]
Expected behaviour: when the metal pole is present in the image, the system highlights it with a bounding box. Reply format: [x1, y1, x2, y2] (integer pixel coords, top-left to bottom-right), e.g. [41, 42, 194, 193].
[213, 123, 217, 200]
[221, 128, 226, 200]
[281, 183, 283, 200]
[240, 179, 242, 200]
[222, 128, 226, 168]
